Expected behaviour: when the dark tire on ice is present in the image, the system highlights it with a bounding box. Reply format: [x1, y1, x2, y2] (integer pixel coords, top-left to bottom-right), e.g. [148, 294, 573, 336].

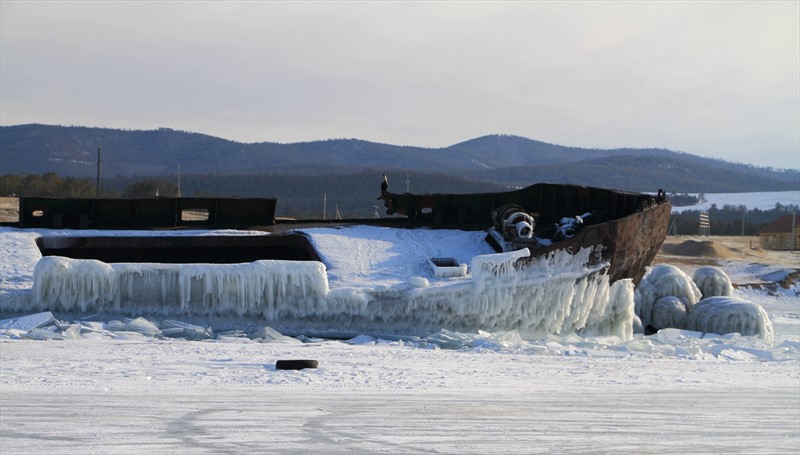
[276, 359, 319, 370]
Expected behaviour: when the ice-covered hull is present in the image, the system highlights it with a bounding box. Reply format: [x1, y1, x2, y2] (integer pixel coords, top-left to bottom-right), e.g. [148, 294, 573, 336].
[22, 246, 635, 339]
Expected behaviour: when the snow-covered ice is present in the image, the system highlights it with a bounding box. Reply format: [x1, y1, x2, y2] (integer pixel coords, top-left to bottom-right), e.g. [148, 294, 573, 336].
[1, 216, 799, 453]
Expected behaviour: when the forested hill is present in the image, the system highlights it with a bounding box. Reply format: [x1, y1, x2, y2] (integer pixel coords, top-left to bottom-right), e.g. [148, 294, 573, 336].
[1, 124, 797, 193]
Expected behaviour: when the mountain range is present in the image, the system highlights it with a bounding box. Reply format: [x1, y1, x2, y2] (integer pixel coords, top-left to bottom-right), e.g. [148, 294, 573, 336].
[1, 124, 797, 193]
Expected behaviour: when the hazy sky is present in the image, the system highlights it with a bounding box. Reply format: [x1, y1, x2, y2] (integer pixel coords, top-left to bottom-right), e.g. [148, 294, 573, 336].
[1, 1, 798, 169]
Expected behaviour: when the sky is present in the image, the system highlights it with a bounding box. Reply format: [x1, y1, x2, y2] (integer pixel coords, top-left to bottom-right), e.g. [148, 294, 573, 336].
[1, 1, 798, 170]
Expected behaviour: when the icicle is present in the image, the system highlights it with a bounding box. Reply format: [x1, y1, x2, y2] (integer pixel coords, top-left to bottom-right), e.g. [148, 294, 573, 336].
[24, 246, 638, 338]
[30, 258, 329, 318]
[31, 256, 116, 312]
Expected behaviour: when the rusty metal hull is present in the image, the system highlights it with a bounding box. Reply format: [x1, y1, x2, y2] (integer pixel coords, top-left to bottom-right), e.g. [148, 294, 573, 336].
[517, 200, 671, 284]
[381, 183, 671, 285]
[36, 233, 320, 264]
[18, 197, 277, 229]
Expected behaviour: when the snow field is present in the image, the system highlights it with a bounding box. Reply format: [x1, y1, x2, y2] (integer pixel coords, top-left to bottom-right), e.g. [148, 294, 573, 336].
[1, 336, 798, 454]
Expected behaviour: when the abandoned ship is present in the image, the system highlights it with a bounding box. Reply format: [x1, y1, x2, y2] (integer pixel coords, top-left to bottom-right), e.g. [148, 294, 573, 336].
[1, 182, 671, 338]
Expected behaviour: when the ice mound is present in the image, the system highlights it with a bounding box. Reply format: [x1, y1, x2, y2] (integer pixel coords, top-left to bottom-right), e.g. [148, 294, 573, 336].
[692, 266, 734, 298]
[162, 319, 214, 340]
[687, 296, 774, 340]
[633, 265, 775, 339]
[107, 316, 161, 336]
[651, 296, 690, 330]
[635, 264, 702, 329]
[0, 311, 55, 332]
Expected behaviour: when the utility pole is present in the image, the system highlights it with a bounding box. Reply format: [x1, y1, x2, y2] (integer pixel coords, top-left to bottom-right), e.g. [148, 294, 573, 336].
[177, 165, 182, 197]
[741, 206, 746, 236]
[406, 173, 410, 193]
[96, 145, 101, 198]
[792, 209, 797, 253]
[323, 192, 327, 220]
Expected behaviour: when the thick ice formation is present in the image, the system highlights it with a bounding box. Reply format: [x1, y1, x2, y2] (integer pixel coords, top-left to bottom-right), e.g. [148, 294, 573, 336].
[323, 245, 632, 338]
[162, 319, 214, 340]
[32, 257, 116, 312]
[471, 248, 532, 292]
[0, 311, 55, 332]
[107, 316, 161, 336]
[18, 244, 633, 339]
[635, 264, 702, 329]
[692, 266, 734, 298]
[31, 257, 329, 318]
[651, 295, 689, 330]
[687, 296, 774, 340]
[634, 264, 771, 336]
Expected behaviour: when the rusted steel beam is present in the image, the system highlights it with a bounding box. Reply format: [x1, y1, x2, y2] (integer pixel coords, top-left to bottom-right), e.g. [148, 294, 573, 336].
[19, 197, 277, 229]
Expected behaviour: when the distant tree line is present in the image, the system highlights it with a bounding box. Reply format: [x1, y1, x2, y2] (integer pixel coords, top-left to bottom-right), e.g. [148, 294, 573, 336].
[0, 173, 180, 199]
[1, 173, 96, 198]
[670, 203, 799, 236]
[117, 178, 179, 198]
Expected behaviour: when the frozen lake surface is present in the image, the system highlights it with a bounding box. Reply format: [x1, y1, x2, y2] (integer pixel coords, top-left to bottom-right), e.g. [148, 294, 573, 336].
[2, 335, 798, 454]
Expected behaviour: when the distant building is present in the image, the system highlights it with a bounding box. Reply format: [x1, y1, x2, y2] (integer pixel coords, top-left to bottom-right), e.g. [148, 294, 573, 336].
[758, 214, 799, 250]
